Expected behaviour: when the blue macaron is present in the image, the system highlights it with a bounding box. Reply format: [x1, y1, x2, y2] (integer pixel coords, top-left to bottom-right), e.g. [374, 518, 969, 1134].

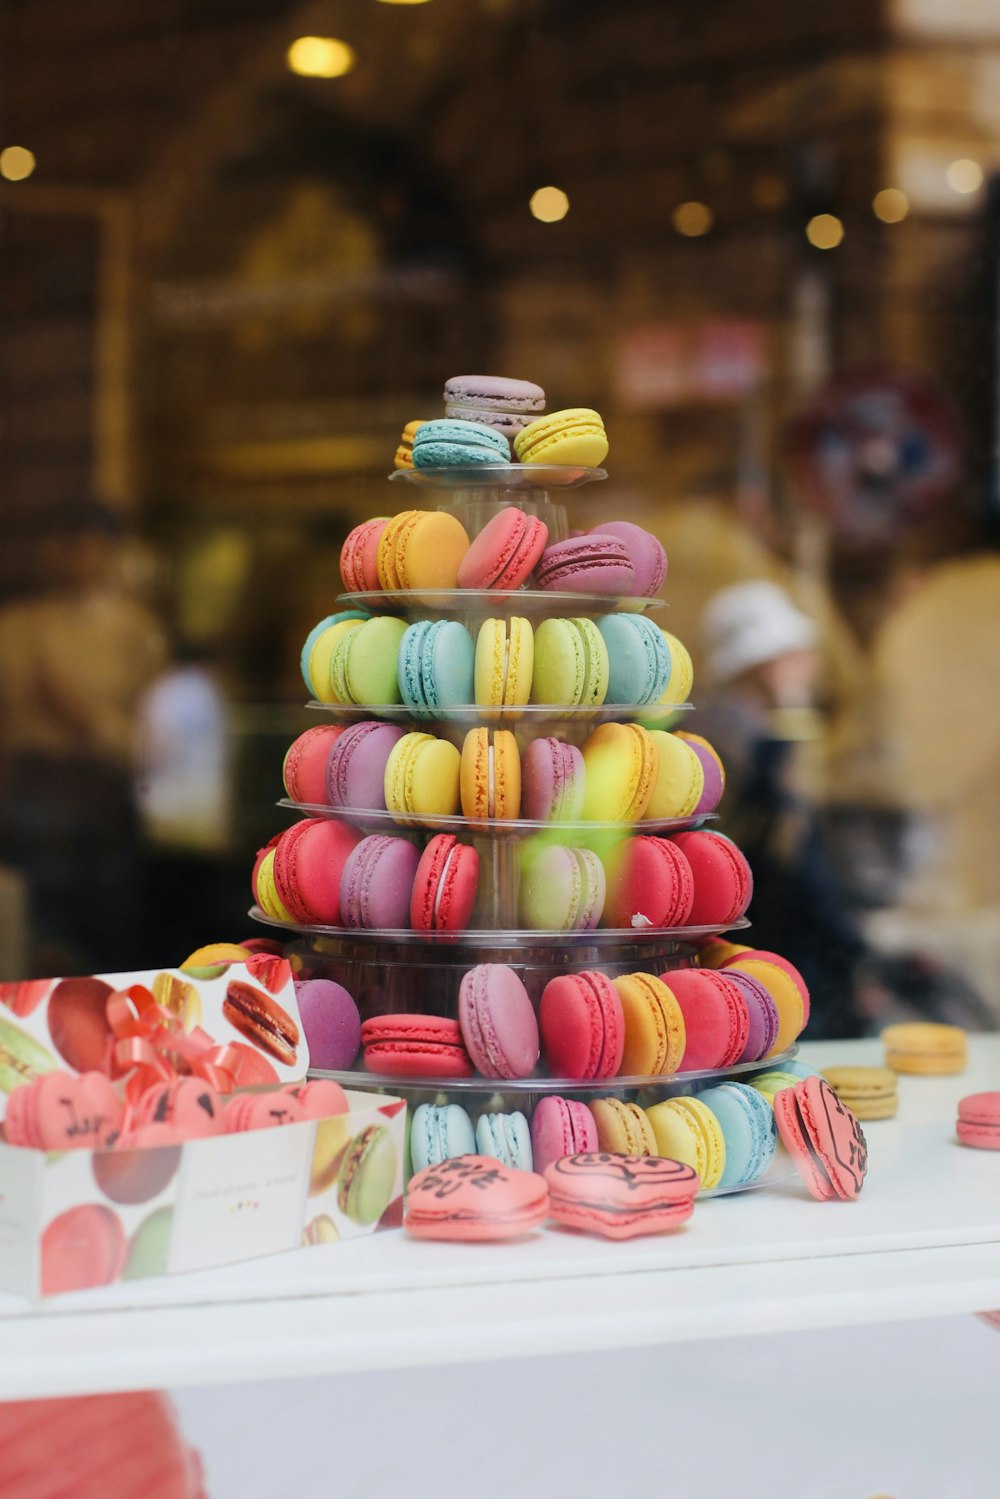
[597, 613, 672, 705]
[412, 419, 511, 469]
[410, 1102, 476, 1174]
[398, 620, 475, 719]
[475, 1110, 533, 1171]
[697, 1082, 777, 1189]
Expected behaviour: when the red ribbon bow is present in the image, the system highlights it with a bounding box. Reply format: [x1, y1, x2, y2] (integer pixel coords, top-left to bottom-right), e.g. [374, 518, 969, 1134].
[106, 984, 255, 1105]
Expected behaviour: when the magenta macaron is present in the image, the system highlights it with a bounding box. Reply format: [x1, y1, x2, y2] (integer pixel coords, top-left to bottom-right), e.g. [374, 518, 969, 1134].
[521, 737, 585, 822]
[456, 506, 549, 591]
[409, 834, 480, 932]
[530, 1095, 599, 1175]
[339, 834, 421, 930]
[457, 964, 540, 1080]
[539, 970, 625, 1080]
[589, 522, 667, 597]
[360, 1013, 473, 1078]
[294, 978, 362, 1071]
[341, 517, 389, 593]
[724, 969, 780, 1063]
[283, 725, 346, 806]
[535, 534, 636, 596]
[326, 720, 407, 812]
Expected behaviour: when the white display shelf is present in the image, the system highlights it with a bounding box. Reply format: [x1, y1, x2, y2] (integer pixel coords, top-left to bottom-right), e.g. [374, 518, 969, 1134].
[1, 1035, 998, 1401]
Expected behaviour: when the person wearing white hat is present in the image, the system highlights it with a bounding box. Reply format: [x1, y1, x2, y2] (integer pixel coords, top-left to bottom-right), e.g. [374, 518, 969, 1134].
[701, 579, 819, 702]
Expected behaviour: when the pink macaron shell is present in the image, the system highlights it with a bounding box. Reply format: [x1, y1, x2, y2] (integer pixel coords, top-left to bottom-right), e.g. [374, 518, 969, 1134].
[664, 968, 748, 1071]
[530, 1095, 599, 1175]
[340, 834, 420, 930]
[326, 721, 407, 812]
[405, 1156, 550, 1241]
[225, 1090, 307, 1133]
[779, 1076, 868, 1200]
[458, 964, 540, 1080]
[283, 726, 346, 806]
[456, 507, 549, 591]
[670, 831, 753, 927]
[545, 1153, 698, 1240]
[522, 737, 585, 821]
[956, 1091, 1000, 1149]
[724, 969, 780, 1062]
[589, 522, 667, 597]
[283, 1079, 350, 1119]
[539, 971, 624, 1080]
[360, 1013, 474, 1079]
[273, 818, 362, 926]
[4, 1071, 122, 1151]
[135, 1077, 227, 1139]
[603, 836, 694, 929]
[410, 835, 480, 932]
[341, 518, 389, 593]
[536, 535, 636, 596]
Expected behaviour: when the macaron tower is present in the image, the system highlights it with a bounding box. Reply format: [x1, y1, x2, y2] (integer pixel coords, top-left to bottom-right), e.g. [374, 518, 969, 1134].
[255, 372, 814, 1214]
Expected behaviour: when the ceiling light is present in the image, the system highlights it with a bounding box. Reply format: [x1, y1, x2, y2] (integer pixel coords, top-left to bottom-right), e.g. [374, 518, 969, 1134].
[286, 36, 355, 79]
[873, 188, 909, 223]
[530, 186, 569, 222]
[806, 213, 844, 249]
[0, 146, 36, 181]
[672, 201, 713, 237]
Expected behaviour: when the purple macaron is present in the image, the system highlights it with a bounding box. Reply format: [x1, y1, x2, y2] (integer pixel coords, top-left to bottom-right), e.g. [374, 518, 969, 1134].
[458, 963, 540, 1079]
[522, 737, 586, 821]
[327, 721, 407, 811]
[444, 375, 545, 436]
[589, 522, 667, 597]
[339, 834, 420, 929]
[725, 970, 780, 1062]
[677, 734, 726, 815]
[294, 978, 362, 1070]
[535, 535, 636, 596]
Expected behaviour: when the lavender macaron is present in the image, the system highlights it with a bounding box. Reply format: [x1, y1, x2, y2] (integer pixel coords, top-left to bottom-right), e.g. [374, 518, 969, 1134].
[295, 979, 362, 1070]
[725, 969, 780, 1062]
[444, 375, 545, 436]
[535, 535, 636, 596]
[340, 834, 421, 929]
[590, 522, 667, 597]
[327, 721, 407, 812]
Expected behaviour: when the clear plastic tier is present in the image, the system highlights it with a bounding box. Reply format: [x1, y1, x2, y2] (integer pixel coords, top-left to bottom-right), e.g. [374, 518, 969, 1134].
[306, 699, 690, 729]
[335, 588, 666, 617]
[390, 463, 608, 490]
[309, 1047, 797, 1096]
[252, 905, 749, 950]
[276, 798, 715, 838]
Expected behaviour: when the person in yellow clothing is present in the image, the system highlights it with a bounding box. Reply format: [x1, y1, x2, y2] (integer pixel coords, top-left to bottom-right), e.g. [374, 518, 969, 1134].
[0, 500, 166, 974]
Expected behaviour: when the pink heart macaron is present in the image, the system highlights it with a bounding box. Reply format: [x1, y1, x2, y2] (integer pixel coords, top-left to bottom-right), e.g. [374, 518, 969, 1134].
[545, 1153, 698, 1239]
[458, 963, 540, 1080]
[405, 1155, 549, 1241]
[773, 1076, 868, 1200]
[3, 1070, 123, 1151]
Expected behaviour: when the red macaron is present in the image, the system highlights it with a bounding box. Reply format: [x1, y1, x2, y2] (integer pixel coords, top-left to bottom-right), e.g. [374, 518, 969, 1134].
[662, 968, 750, 1071]
[273, 818, 361, 926]
[670, 831, 753, 927]
[409, 834, 480, 932]
[539, 970, 625, 1079]
[360, 1013, 474, 1078]
[603, 836, 694, 929]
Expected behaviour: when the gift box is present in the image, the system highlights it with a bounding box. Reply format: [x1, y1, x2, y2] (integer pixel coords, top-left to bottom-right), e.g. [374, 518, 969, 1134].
[0, 965, 405, 1299]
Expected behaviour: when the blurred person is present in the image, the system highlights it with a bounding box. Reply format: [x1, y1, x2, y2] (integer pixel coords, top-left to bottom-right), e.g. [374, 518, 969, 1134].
[691, 579, 870, 1037]
[0, 499, 167, 974]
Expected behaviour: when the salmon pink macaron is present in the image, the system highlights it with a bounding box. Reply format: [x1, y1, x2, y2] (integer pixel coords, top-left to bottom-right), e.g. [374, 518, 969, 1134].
[360, 1013, 474, 1078]
[3, 1070, 123, 1151]
[282, 726, 346, 806]
[457, 506, 549, 591]
[773, 1076, 868, 1201]
[545, 1153, 698, 1239]
[670, 830, 753, 927]
[225, 1088, 307, 1132]
[539, 970, 625, 1080]
[665, 968, 749, 1072]
[410, 834, 480, 932]
[956, 1092, 1000, 1150]
[458, 964, 540, 1080]
[530, 1095, 599, 1174]
[283, 1078, 350, 1119]
[273, 818, 362, 927]
[340, 517, 390, 593]
[405, 1155, 549, 1241]
[133, 1077, 227, 1139]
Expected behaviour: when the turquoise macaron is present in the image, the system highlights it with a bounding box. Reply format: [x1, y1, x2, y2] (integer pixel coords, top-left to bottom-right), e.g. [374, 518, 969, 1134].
[597, 613, 672, 705]
[412, 419, 511, 468]
[697, 1081, 777, 1189]
[398, 619, 476, 719]
[475, 1110, 533, 1172]
[410, 1102, 477, 1174]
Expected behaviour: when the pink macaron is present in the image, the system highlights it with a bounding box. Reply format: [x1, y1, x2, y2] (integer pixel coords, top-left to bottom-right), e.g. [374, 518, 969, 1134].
[282, 726, 346, 806]
[133, 1077, 228, 1139]
[3, 1070, 123, 1151]
[410, 834, 480, 931]
[339, 834, 421, 930]
[603, 836, 694, 929]
[326, 720, 407, 812]
[545, 1153, 698, 1240]
[340, 517, 389, 593]
[360, 1013, 474, 1079]
[521, 737, 585, 822]
[956, 1092, 1000, 1150]
[456, 506, 549, 591]
[589, 522, 667, 597]
[539, 970, 625, 1080]
[663, 968, 749, 1071]
[405, 1155, 550, 1241]
[283, 1078, 350, 1119]
[535, 534, 636, 596]
[458, 964, 540, 1080]
[273, 818, 362, 927]
[670, 830, 753, 927]
[774, 1076, 868, 1200]
[225, 1088, 307, 1133]
[530, 1095, 599, 1174]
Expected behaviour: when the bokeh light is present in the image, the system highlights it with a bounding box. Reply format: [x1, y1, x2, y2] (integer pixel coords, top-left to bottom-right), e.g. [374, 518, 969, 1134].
[0, 146, 36, 181]
[805, 213, 844, 249]
[873, 188, 909, 223]
[286, 36, 356, 79]
[530, 186, 570, 223]
[672, 201, 714, 237]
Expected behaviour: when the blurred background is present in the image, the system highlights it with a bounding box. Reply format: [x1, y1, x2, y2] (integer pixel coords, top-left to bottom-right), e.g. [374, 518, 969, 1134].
[2, 0, 1000, 1032]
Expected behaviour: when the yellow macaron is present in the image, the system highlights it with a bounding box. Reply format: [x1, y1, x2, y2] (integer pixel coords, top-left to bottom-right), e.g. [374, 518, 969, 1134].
[822, 1065, 899, 1120]
[460, 728, 521, 820]
[645, 731, 705, 819]
[646, 1096, 725, 1189]
[384, 732, 462, 823]
[474, 617, 534, 713]
[882, 1022, 967, 1076]
[589, 1097, 657, 1155]
[613, 972, 686, 1077]
[393, 420, 426, 470]
[514, 408, 609, 467]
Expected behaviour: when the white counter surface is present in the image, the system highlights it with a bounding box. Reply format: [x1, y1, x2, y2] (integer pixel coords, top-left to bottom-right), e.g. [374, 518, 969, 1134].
[2, 1036, 998, 1400]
